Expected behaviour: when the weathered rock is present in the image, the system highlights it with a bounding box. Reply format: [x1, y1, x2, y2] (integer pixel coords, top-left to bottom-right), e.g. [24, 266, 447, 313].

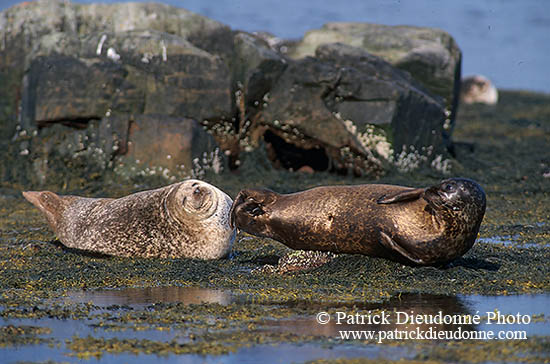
[0, 0, 226, 47]
[25, 121, 108, 187]
[13, 113, 222, 187]
[116, 114, 223, 180]
[0, 1, 232, 186]
[0, 0, 458, 185]
[250, 43, 447, 175]
[0, 0, 230, 122]
[21, 30, 233, 127]
[98, 114, 224, 181]
[21, 54, 130, 128]
[232, 31, 288, 110]
[287, 22, 461, 126]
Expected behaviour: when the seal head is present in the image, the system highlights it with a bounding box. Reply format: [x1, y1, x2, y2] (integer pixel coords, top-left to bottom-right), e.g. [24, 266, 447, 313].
[377, 178, 486, 265]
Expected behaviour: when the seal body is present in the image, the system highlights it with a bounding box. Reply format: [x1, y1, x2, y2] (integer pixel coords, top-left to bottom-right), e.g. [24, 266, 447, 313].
[23, 179, 236, 259]
[230, 178, 486, 265]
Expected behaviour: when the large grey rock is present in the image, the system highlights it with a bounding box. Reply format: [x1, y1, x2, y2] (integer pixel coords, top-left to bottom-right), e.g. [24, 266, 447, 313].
[20, 29, 233, 127]
[0, 0, 231, 124]
[288, 22, 461, 126]
[21, 54, 131, 127]
[251, 43, 447, 175]
[232, 32, 288, 109]
[0, 0, 457, 185]
[13, 113, 223, 187]
[0, 0, 230, 186]
[115, 114, 223, 180]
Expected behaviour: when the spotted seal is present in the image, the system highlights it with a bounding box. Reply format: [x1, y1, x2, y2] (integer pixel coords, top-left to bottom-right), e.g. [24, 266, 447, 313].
[23, 179, 235, 259]
[230, 178, 486, 265]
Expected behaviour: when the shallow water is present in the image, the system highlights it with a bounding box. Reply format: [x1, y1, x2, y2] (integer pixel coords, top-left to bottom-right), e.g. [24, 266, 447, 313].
[2, 342, 412, 364]
[477, 235, 544, 248]
[2, 288, 549, 363]
[67, 286, 235, 307]
[67, 286, 550, 337]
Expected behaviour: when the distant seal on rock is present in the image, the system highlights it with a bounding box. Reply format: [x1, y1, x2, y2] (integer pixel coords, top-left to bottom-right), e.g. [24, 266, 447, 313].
[230, 178, 486, 266]
[23, 179, 236, 259]
[460, 75, 498, 105]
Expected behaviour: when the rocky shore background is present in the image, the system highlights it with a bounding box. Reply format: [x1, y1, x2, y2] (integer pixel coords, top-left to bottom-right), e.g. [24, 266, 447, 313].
[1, 0, 462, 189]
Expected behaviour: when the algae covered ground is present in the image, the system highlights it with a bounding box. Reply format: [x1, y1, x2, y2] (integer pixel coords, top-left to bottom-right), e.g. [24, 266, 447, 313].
[0, 90, 549, 363]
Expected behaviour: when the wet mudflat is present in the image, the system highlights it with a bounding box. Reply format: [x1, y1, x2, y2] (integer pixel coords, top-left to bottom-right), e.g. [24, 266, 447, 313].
[1, 90, 550, 363]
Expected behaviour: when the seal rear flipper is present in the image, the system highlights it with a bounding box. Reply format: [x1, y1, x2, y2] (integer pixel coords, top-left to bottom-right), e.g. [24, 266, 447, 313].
[22, 191, 66, 232]
[379, 231, 427, 265]
[377, 187, 425, 204]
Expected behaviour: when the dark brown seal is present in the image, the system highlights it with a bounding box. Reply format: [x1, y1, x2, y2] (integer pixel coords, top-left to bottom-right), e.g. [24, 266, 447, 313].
[230, 178, 486, 265]
[23, 179, 235, 259]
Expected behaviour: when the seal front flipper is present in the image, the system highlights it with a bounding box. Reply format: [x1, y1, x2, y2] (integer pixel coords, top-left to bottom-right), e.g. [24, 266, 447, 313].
[377, 187, 425, 204]
[230, 188, 277, 229]
[379, 231, 427, 265]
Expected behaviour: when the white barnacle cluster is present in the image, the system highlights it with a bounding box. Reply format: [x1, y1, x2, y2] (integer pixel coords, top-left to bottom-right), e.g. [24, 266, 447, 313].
[443, 108, 452, 131]
[118, 163, 180, 183]
[359, 124, 393, 161]
[262, 92, 270, 108]
[430, 154, 452, 174]
[203, 120, 236, 137]
[239, 137, 254, 152]
[275, 119, 306, 144]
[337, 113, 392, 163]
[392, 145, 430, 173]
[234, 86, 243, 108]
[336, 112, 452, 174]
[191, 148, 224, 179]
[392, 145, 451, 174]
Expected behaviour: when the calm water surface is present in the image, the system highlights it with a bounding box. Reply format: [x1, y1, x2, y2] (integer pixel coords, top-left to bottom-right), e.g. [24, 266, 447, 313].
[2, 287, 549, 363]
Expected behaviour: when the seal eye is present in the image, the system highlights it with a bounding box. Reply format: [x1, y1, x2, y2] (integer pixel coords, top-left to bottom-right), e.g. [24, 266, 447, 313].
[194, 187, 201, 195]
[443, 183, 456, 192]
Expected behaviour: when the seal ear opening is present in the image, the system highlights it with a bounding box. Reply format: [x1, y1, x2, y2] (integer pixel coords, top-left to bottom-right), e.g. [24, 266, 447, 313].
[377, 188, 425, 204]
